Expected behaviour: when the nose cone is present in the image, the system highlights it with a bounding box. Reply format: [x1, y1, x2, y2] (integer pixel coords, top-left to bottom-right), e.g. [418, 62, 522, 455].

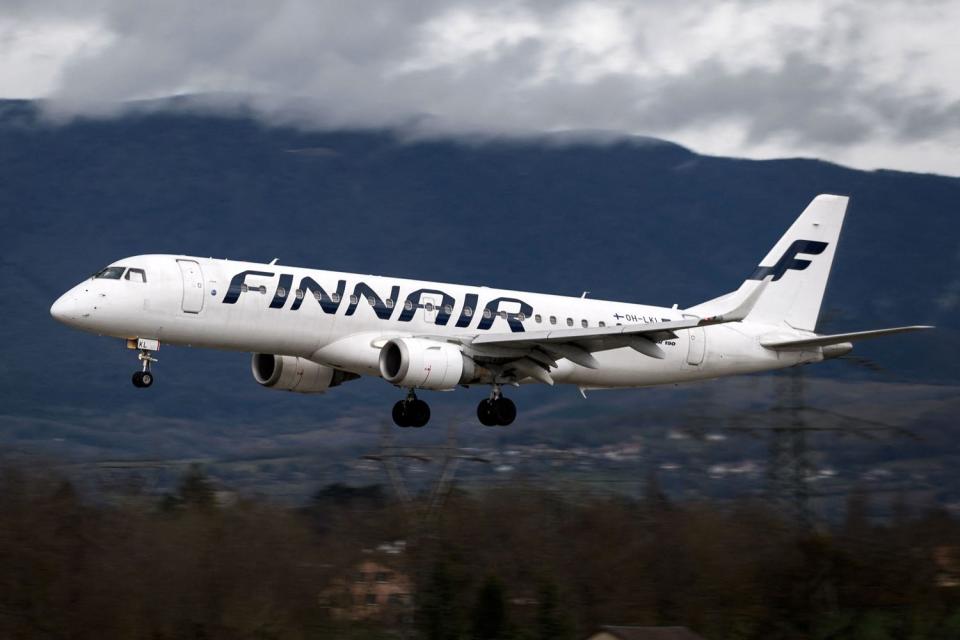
[50, 291, 79, 325]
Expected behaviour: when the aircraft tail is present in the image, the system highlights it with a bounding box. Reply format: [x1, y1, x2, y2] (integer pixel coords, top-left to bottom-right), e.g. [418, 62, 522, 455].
[687, 194, 848, 331]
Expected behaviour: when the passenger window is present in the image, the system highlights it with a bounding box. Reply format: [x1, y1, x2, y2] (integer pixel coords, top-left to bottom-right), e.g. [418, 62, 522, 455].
[94, 266, 125, 280]
[464, 307, 473, 317]
[517, 313, 526, 321]
[125, 268, 147, 283]
[599, 321, 606, 328]
[366, 296, 376, 306]
[425, 302, 435, 312]
[443, 304, 453, 315]
[581, 319, 588, 328]
[295, 289, 304, 299]
[566, 318, 574, 327]
[277, 287, 287, 298]
[483, 309, 492, 319]
[535, 314, 542, 323]
[404, 300, 414, 311]
[498, 310, 507, 319]
[550, 316, 557, 325]
[350, 295, 359, 305]
[385, 298, 394, 309]
[331, 293, 341, 303]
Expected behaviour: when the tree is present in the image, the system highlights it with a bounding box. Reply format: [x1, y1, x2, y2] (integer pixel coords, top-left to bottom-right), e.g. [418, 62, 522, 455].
[473, 575, 508, 640]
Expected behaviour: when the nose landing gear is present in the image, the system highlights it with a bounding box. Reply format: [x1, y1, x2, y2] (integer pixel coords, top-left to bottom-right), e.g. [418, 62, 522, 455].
[477, 385, 516, 427]
[132, 348, 157, 388]
[392, 390, 430, 428]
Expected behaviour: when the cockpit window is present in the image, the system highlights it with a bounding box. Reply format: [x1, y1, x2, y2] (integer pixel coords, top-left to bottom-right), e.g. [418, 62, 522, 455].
[125, 268, 147, 283]
[93, 266, 126, 280]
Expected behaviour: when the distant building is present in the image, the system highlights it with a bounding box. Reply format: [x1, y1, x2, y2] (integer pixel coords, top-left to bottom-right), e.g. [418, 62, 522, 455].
[321, 559, 413, 623]
[586, 626, 707, 640]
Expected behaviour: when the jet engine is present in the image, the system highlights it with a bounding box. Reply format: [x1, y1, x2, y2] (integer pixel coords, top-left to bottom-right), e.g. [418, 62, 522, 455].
[251, 354, 358, 393]
[378, 338, 481, 390]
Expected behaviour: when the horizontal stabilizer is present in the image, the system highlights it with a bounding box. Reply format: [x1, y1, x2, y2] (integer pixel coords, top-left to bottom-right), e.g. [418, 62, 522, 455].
[761, 325, 934, 350]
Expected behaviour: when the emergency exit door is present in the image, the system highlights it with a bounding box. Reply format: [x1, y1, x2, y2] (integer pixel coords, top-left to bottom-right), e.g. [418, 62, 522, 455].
[177, 259, 205, 313]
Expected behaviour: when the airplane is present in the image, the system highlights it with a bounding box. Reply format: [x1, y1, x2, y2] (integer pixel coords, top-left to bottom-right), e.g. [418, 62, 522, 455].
[50, 194, 932, 428]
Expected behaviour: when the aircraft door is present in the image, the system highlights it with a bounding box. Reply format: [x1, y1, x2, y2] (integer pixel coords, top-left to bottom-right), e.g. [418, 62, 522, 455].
[686, 326, 705, 365]
[177, 259, 205, 313]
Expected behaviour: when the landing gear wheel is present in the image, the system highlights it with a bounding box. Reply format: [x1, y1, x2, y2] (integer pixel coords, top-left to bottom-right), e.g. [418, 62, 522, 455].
[493, 397, 516, 426]
[478, 396, 516, 426]
[408, 399, 430, 428]
[392, 400, 411, 428]
[131, 346, 158, 389]
[477, 400, 498, 427]
[132, 371, 154, 388]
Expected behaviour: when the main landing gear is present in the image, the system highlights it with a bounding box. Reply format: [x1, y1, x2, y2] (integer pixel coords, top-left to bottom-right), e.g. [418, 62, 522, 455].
[389, 386, 517, 428]
[132, 348, 157, 388]
[477, 385, 516, 427]
[392, 391, 431, 428]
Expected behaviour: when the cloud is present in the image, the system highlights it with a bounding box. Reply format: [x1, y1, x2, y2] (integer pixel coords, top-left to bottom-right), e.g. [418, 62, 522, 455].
[2, 0, 959, 174]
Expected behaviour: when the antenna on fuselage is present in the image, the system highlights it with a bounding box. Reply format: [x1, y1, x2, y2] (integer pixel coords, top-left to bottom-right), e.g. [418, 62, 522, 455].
[268, 258, 279, 265]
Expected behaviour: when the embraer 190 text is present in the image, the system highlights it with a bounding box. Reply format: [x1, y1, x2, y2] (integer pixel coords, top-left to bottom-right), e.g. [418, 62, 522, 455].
[51, 195, 932, 428]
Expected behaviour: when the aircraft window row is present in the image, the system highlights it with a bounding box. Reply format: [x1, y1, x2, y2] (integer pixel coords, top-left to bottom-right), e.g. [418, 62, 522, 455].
[240, 284, 268, 294]
[525, 313, 603, 328]
[296, 291, 344, 302]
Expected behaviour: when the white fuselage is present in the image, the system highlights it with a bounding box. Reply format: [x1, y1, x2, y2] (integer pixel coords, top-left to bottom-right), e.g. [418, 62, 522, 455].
[51, 254, 813, 391]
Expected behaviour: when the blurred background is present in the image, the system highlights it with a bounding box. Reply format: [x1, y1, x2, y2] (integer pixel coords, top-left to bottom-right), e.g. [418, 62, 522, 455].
[2, 0, 960, 636]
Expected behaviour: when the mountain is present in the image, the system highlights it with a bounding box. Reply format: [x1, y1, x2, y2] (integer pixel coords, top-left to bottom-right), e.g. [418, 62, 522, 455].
[0, 98, 956, 503]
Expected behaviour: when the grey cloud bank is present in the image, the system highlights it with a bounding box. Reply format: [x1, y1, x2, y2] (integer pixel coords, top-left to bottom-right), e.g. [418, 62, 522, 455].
[3, 0, 959, 175]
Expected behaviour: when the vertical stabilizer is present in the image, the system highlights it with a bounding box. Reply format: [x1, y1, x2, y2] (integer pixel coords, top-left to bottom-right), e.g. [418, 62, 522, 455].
[742, 194, 848, 331]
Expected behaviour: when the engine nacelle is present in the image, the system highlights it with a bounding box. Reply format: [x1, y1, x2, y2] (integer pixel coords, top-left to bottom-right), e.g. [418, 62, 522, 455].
[251, 354, 358, 393]
[378, 338, 479, 390]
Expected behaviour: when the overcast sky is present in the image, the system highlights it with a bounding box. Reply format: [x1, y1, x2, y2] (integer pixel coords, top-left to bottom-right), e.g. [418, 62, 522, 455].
[2, 0, 959, 175]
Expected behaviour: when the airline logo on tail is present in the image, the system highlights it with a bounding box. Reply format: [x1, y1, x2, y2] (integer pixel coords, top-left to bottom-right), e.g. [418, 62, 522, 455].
[748, 240, 829, 281]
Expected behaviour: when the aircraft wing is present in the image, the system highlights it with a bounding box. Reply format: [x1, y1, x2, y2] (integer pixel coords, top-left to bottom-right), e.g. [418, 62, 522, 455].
[467, 277, 769, 360]
[470, 318, 696, 356]
[454, 317, 721, 384]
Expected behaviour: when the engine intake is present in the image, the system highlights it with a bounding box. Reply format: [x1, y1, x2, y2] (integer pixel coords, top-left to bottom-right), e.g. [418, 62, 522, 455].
[252, 354, 358, 393]
[378, 338, 479, 390]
